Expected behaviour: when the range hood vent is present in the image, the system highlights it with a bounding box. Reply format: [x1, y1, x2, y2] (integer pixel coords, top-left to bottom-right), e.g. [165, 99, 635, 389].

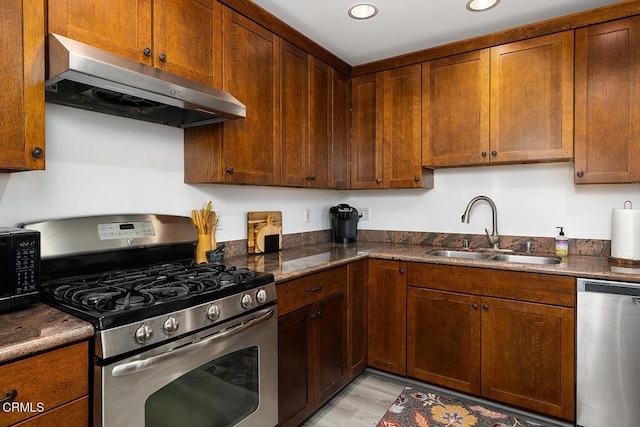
[45, 33, 246, 128]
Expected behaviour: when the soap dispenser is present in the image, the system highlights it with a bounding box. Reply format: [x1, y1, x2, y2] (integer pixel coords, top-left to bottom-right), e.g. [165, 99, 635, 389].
[555, 227, 568, 256]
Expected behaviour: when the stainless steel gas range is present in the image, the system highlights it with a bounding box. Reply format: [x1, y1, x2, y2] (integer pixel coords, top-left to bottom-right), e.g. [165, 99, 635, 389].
[22, 214, 277, 427]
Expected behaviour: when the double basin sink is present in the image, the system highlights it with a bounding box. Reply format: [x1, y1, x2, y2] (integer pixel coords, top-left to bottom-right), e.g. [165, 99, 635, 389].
[427, 249, 562, 265]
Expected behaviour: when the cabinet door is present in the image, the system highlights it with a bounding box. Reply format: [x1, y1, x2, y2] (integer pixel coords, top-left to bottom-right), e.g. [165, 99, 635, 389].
[307, 57, 331, 188]
[575, 17, 640, 184]
[330, 71, 350, 189]
[48, 0, 152, 65]
[351, 73, 383, 189]
[407, 287, 481, 395]
[481, 297, 575, 420]
[382, 64, 424, 188]
[1, 0, 45, 172]
[490, 31, 574, 163]
[280, 41, 308, 187]
[221, 9, 281, 185]
[347, 260, 367, 378]
[278, 307, 314, 427]
[422, 50, 490, 167]
[153, 0, 219, 86]
[313, 292, 346, 405]
[367, 259, 406, 375]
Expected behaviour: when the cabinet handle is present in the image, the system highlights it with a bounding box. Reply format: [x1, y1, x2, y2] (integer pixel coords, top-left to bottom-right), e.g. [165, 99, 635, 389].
[226, 167, 234, 175]
[472, 304, 479, 310]
[398, 268, 404, 274]
[414, 176, 419, 182]
[577, 171, 584, 178]
[31, 147, 44, 159]
[307, 285, 322, 293]
[0, 389, 17, 404]
[143, 47, 152, 57]
[375, 178, 381, 184]
[491, 151, 497, 157]
[158, 53, 168, 63]
[310, 309, 322, 319]
[481, 151, 487, 158]
[483, 304, 489, 311]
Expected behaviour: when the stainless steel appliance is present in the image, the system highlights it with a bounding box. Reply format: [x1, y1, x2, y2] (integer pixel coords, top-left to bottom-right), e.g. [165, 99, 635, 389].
[577, 278, 640, 427]
[329, 204, 360, 243]
[21, 214, 277, 427]
[0, 227, 40, 313]
[46, 34, 246, 128]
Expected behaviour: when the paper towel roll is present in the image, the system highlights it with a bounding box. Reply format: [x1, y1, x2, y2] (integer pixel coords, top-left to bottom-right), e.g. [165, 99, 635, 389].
[611, 206, 640, 261]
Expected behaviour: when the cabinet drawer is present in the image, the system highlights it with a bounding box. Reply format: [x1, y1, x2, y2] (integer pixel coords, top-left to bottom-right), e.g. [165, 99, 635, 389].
[0, 342, 88, 426]
[408, 263, 575, 307]
[11, 396, 88, 427]
[277, 266, 347, 316]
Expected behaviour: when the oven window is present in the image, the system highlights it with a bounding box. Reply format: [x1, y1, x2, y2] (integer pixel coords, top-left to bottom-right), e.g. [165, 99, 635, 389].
[145, 347, 260, 426]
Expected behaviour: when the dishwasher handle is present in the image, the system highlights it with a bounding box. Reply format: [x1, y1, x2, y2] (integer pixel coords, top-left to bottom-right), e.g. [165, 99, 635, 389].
[579, 278, 640, 297]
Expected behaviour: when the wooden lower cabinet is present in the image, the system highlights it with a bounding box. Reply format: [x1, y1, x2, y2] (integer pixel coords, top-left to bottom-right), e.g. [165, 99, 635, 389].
[277, 267, 348, 427]
[367, 259, 406, 376]
[0, 341, 89, 427]
[407, 263, 575, 421]
[347, 260, 367, 377]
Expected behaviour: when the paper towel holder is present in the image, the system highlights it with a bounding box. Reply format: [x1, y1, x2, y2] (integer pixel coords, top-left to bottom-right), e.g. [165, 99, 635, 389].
[609, 200, 640, 267]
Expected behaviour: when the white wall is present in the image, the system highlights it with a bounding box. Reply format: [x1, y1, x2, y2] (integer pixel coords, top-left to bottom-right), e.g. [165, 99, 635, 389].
[0, 105, 637, 240]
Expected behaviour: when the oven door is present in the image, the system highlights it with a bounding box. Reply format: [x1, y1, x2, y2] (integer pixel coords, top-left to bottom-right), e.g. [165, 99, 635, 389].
[97, 306, 277, 427]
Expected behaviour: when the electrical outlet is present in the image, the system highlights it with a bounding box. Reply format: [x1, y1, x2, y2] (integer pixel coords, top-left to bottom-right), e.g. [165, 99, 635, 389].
[215, 211, 222, 230]
[358, 207, 370, 221]
[304, 208, 311, 224]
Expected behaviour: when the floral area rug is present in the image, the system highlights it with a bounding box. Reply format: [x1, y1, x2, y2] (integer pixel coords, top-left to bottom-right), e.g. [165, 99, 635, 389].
[377, 386, 547, 427]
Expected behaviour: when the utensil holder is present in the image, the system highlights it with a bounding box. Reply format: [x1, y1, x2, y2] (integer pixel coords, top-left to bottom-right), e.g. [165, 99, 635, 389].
[196, 234, 212, 264]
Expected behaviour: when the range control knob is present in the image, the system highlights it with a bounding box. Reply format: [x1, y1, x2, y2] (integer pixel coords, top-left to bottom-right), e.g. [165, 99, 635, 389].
[256, 289, 268, 304]
[134, 325, 153, 345]
[207, 304, 220, 321]
[163, 317, 179, 335]
[241, 294, 253, 309]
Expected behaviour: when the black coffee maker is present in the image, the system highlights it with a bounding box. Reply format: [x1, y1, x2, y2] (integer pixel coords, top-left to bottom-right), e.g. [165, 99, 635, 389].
[330, 204, 360, 243]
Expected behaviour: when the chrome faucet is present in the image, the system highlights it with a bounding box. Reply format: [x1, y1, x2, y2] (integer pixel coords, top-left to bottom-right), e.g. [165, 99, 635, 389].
[461, 195, 500, 249]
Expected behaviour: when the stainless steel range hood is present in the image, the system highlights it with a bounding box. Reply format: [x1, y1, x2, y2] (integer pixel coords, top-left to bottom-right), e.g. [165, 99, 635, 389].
[45, 33, 246, 128]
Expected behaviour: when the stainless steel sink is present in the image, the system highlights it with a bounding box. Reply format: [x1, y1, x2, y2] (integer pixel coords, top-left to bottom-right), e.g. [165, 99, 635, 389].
[489, 254, 562, 265]
[428, 249, 562, 265]
[427, 250, 492, 260]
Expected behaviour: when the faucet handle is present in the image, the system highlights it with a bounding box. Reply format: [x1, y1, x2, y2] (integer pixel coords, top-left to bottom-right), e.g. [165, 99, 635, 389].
[484, 228, 500, 247]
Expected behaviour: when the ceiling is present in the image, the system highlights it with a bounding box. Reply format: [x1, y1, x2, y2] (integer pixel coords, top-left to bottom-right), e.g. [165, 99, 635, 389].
[249, 0, 625, 66]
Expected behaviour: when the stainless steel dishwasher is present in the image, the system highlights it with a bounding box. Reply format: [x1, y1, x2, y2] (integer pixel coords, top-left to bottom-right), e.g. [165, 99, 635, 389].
[577, 278, 640, 427]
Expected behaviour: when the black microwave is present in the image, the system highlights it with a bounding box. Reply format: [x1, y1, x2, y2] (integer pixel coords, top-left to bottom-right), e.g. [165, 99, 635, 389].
[0, 227, 40, 313]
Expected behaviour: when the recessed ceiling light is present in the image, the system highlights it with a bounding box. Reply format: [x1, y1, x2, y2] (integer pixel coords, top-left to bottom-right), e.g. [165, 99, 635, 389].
[466, 0, 500, 12]
[348, 3, 378, 20]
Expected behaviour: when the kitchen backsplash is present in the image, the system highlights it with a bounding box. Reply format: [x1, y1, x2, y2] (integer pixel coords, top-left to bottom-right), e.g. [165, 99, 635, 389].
[220, 229, 610, 258]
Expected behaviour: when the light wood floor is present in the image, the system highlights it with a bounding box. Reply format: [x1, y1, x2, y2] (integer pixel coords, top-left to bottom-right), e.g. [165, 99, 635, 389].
[301, 371, 405, 427]
[301, 369, 572, 427]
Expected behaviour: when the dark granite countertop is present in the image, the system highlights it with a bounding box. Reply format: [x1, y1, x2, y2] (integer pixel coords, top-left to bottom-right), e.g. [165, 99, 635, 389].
[226, 241, 640, 284]
[3, 240, 638, 364]
[0, 303, 94, 364]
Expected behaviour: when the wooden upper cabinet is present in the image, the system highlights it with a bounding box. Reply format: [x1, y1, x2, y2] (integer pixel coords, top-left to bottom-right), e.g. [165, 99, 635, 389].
[351, 73, 383, 189]
[330, 71, 350, 189]
[0, 0, 45, 172]
[48, 0, 220, 86]
[281, 41, 308, 187]
[383, 64, 426, 188]
[352, 65, 432, 189]
[422, 50, 489, 167]
[423, 31, 573, 167]
[307, 57, 331, 188]
[219, 9, 281, 185]
[575, 17, 640, 184]
[490, 31, 574, 163]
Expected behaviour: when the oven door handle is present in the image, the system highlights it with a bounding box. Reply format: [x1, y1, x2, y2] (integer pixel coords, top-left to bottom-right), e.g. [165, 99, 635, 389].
[111, 308, 275, 378]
